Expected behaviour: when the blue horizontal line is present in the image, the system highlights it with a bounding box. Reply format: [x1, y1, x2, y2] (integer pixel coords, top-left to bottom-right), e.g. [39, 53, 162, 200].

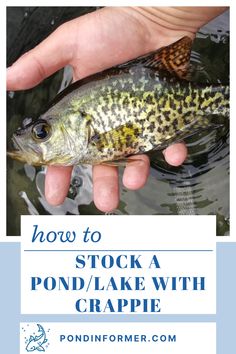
[24, 249, 214, 252]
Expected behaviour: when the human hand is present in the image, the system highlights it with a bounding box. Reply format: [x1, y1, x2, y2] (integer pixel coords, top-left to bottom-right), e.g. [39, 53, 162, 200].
[7, 6, 227, 212]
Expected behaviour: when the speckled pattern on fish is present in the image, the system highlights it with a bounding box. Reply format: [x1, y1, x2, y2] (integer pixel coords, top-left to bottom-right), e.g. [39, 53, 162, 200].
[8, 36, 229, 166]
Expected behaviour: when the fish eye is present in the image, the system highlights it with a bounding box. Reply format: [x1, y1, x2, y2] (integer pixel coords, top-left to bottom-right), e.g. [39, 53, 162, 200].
[32, 120, 51, 142]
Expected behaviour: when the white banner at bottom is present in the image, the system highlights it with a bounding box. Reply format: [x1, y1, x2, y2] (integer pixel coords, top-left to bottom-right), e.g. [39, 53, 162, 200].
[20, 322, 216, 354]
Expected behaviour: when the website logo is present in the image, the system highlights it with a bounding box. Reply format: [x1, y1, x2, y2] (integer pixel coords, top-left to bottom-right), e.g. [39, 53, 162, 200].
[22, 323, 50, 352]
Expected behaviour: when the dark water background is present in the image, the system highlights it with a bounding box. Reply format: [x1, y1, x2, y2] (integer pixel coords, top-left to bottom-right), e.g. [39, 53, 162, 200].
[7, 7, 229, 236]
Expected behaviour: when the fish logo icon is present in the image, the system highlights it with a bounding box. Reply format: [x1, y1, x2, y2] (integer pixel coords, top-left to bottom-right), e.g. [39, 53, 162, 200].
[25, 324, 48, 352]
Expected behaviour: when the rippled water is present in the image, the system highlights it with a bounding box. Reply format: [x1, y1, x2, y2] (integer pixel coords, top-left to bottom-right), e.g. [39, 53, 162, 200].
[7, 7, 229, 236]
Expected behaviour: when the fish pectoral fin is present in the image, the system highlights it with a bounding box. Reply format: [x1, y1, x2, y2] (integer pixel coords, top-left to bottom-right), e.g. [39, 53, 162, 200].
[36, 345, 45, 352]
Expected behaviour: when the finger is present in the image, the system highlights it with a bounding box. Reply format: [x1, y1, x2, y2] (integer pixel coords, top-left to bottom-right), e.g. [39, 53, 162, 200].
[45, 166, 73, 205]
[163, 142, 187, 166]
[93, 165, 119, 212]
[122, 155, 150, 190]
[7, 22, 76, 90]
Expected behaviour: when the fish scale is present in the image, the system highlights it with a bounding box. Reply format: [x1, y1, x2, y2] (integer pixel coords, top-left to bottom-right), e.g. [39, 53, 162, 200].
[76, 75, 229, 163]
[8, 36, 229, 166]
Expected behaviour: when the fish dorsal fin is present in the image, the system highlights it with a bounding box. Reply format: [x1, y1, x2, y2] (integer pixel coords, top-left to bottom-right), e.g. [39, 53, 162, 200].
[145, 36, 192, 78]
[118, 36, 192, 79]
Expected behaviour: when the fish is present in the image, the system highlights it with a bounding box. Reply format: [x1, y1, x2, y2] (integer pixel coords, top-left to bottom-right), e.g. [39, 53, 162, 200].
[8, 36, 229, 166]
[25, 324, 48, 352]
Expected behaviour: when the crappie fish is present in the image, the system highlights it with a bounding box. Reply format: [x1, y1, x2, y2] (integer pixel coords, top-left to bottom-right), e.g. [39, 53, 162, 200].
[8, 37, 229, 166]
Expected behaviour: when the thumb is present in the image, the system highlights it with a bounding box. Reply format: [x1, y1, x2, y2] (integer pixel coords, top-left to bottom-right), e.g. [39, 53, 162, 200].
[7, 21, 76, 90]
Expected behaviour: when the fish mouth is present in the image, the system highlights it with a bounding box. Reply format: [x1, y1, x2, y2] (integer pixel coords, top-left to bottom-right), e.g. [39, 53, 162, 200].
[7, 150, 28, 161]
[8, 134, 43, 165]
[7, 149, 44, 165]
[12, 133, 28, 150]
